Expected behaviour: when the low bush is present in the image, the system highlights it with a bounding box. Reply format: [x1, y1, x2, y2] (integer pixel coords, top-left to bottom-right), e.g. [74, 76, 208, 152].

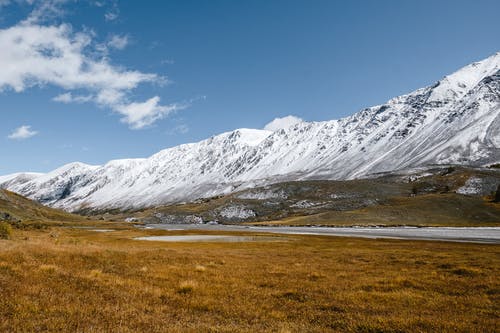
[0, 222, 12, 240]
[177, 280, 197, 294]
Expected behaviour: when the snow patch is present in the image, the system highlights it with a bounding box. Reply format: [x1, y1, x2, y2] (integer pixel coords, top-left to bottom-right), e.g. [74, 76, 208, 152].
[264, 115, 303, 131]
[291, 200, 319, 208]
[457, 177, 485, 195]
[150, 213, 203, 224]
[236, 189, 287, 200]
[219, 206, 256, 220]
[456, 176, 498, 196]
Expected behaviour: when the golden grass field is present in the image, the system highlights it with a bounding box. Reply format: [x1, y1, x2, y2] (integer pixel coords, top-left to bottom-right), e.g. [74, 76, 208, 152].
[0, 222, 498, 332]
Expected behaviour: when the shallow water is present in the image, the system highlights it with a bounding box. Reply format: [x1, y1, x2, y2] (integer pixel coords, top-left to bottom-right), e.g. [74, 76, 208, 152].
[134, 235, 279, 242]
[143, 224, 500, 244]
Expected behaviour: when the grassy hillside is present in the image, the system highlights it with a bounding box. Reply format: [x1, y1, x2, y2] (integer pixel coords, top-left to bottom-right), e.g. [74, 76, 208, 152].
[267, 194, 500, 226]
[0, 189, 87, 227]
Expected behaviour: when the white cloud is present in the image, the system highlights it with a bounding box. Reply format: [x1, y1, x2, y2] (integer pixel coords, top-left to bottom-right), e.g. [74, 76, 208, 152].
[107, 34, 128, 50]
[104, 7, 119, 21]
[53, 92, 93, 103]
[0, 24, 157, 92]
[116, 96, 183, 129]
[22, 0, 69, 25]
[8, 125, 38, 140]
[166, 124, 189, 135]
[0, 13, 181, 129]
[264, 115, 303, 131]
[95, 88, 125, 105]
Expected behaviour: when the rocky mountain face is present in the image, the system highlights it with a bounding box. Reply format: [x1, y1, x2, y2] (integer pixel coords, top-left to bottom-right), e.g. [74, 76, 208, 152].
[129, 166, 500, 226]
[1, 53, 499, 211]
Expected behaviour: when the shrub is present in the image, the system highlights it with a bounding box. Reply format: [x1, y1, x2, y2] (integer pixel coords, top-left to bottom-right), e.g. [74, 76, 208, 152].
[177, 280, 197, 294]
[0, 222, 12, 240]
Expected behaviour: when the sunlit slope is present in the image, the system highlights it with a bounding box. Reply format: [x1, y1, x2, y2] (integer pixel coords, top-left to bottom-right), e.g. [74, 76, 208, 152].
[0, 189, 85, 224]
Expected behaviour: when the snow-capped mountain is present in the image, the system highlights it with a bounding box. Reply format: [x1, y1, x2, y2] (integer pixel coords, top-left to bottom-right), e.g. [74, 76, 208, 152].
[2, 52, 499, 211]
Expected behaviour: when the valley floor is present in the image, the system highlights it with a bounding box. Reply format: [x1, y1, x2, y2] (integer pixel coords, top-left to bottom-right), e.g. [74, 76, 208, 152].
[0, 223, 498, 332]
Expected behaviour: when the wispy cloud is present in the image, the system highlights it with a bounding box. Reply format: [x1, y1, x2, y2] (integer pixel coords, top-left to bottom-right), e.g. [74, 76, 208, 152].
[0, 0, 12, 8]
[104, 2, 119, 22]
[107, 34, 128, 50]
[167, 124, 189, 135]
[0, 1, 183, 129]
[104, 11, 118, 21]
[22, 0, 69, 25]
[161, 59, 175, 65]
[8, 125, 38, 140]
[53, 92, 93, 103]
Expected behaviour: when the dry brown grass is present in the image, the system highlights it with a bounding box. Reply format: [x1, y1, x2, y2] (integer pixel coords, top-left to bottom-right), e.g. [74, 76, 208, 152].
[0, 224, 498, 332]
[0, 222, 12, 239]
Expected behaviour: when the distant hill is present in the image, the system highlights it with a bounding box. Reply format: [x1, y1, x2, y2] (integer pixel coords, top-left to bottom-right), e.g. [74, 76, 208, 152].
[0, 189, 85, 226]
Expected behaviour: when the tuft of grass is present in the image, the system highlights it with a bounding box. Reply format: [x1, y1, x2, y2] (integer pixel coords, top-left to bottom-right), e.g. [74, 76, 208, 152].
[195, 264, 206, 272]
[0, 222, 12, 240]
[177, 280, 197, 294]
[308, 271, 325, 280]
[39, 264, 58, 272]
[88, 269, 103, 279]
[451, 266, 482, 277]
[278, 290, 307, 303]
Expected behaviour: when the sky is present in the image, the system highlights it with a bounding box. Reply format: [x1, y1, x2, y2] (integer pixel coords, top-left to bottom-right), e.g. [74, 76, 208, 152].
[1, 0, 499, 175]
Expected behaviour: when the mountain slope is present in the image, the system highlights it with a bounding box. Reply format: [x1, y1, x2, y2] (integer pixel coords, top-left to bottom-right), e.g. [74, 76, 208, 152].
[0, 189, 86, 224]
[1, 53, 499, 211]
[123, 166, 500, 227]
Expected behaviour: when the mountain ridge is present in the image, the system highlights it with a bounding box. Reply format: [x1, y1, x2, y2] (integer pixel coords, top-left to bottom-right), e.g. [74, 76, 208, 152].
[2, 52, 499, 211]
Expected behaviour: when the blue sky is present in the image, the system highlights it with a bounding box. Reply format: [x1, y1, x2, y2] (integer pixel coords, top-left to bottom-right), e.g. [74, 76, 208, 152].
[1, 0, 499, 175]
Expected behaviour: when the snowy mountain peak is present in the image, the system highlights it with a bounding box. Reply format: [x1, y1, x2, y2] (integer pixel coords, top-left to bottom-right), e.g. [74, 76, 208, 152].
[428, 52, 500, 102]
[264, 115, 304, 131]
[1, 52, 499, 211]
[219, 128, 272, 146]
[34, 162, 98, 182]
[0, 172, 43, 186]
